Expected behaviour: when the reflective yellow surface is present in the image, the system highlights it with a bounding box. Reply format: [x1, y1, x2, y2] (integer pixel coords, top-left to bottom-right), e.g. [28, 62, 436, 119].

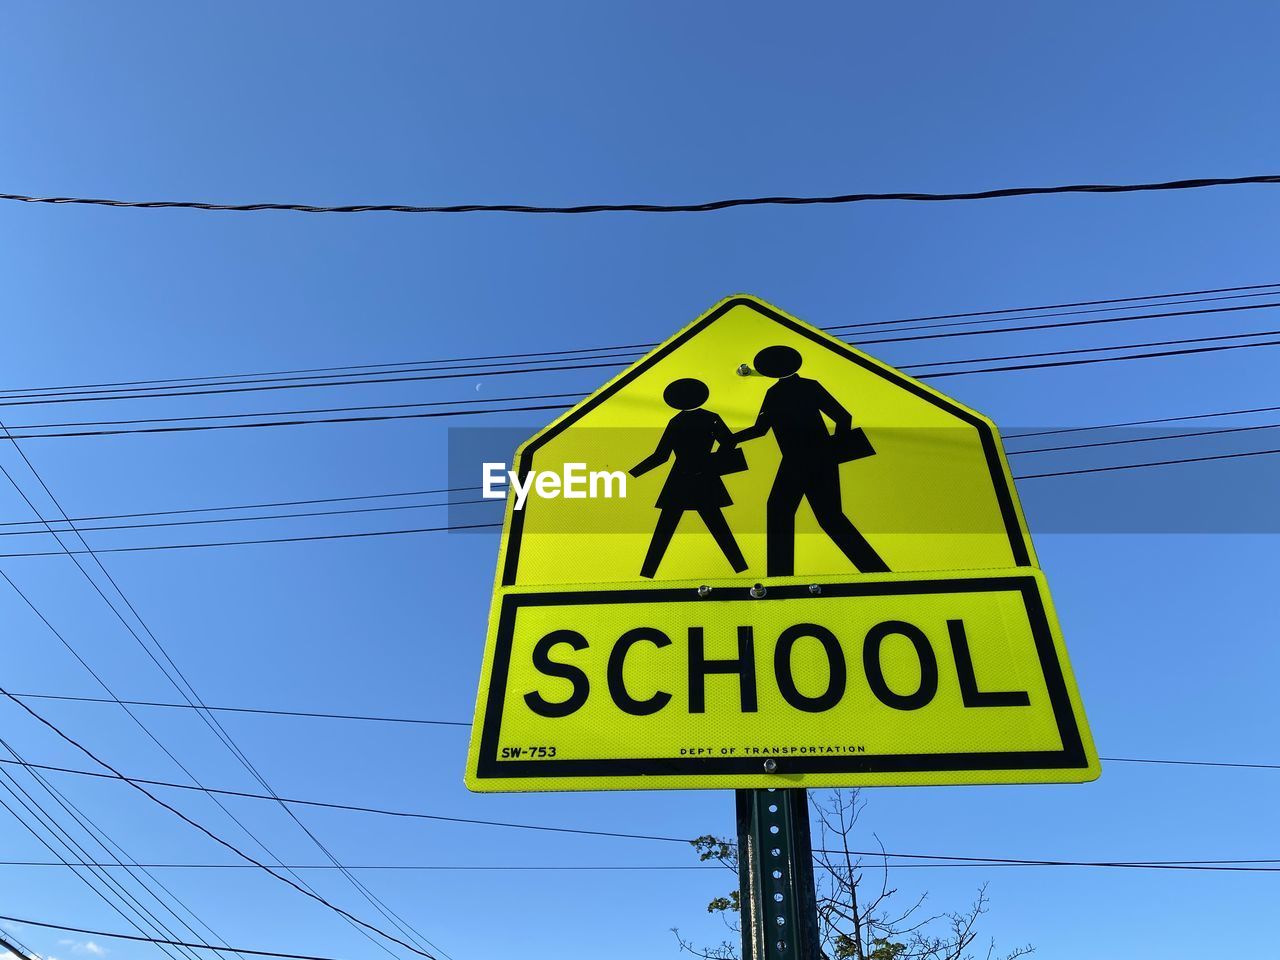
[501, 295, 1036, 587]
[465, 569, 1099, 792]
[466, 295, 1096, 792]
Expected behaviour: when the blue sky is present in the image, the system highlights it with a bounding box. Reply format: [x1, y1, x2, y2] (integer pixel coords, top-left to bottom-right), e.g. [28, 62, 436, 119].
[1, 2, 1278, 958]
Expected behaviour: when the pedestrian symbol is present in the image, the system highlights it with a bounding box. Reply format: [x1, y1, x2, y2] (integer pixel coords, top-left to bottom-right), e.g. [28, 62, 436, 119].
[733, 344, 888, 576]
[631, 377, 747, 579]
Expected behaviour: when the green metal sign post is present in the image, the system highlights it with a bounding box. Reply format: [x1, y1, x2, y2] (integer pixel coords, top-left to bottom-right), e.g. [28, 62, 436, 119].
[736, 787, 821, 960]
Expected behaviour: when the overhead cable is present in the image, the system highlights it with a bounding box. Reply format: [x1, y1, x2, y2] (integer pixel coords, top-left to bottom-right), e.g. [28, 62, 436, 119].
[0, 913, 368, 960]
[0, 736, 243, 960]
[2, 173, 1278, 216]
[4, 281, 1279, 399]
[8, 693, 1279, 771]
[5, 439, 1280, 557]
[0, 421, 1276, 541]
[0, 426, 452, 960]
[5, 300, 1280, 411]
[0, 754, 1275, 873]
[5, 335, 1280, 440]
[0, 690, 442, 960]
[0, 400, 1271, 528]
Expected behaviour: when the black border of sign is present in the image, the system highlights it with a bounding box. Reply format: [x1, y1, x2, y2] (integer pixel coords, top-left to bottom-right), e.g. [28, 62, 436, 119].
[499, 297, 1032, 587]
[474, 576, 1089, 780]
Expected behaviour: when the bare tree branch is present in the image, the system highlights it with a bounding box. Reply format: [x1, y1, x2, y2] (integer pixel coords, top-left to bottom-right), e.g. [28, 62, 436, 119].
[676, 793, 1032, 960]
[672, 928, 738, 960]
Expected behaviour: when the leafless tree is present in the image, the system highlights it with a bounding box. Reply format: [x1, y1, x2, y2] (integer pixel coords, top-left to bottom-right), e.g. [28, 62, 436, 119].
[673, 790, 1032, 960]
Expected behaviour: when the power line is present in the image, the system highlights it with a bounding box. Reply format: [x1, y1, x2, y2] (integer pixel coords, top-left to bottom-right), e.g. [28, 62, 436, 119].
[0, 778, 193, 960]
[6, 692, 471, 727]
[0, 486, 475, 527]
[4, 751, 1279, 856]
[4, 393, 586, 430]
[834, 281, 1280, 330]
[9, 692, 1279, 772]
[1007, 420, 1280, 457]
[0, 408, 1274, 558]
[1103, 756, 1280, 771]
[0, 740, 229, 960]
[0, 930, 43, 960]
[0, 551, 330, 957]
[0, 427, 452, 960]
[1, 733, 245, 959]
[1003, 402, 1280, 440]
[0, 857, 1275, 872]
[9, 419, 1275, 540]
[0, 578, 407, 960]
[2, 399, 1272, 530]
[7, 335, 1280, 443]
[9, 814, 1280, 960]
[0, 568, 282, 958]
[0, 361, 628, 409]
[0, 521, 503, 556]
[4, 402, 570, 439]
[0, 913, 372, 960]
[0, 939, 36, 960]
[901, 325, 1280, 370]
[5, 744, 1280, 872]
[2, 751, 1279, 875]
[1, 294, 1272, 405]
[3, 173, 1280, 216]
[0, 498, 491, 538]
[1014, 445, 1280, 480]
[0, 749, 692, 844]
[1, 301, 1274, 423]
[0, 462, 447, 960]
[925, 334, 1280, 379]
[0, 571, 430, 960]
[812, 851, 1280, 873]
[5, 299, 1280, 413]
[851, 299, 1280, 346]
[0, 354, 641, 402]
[0, 860, 721, 871]
[0, 354, 650, 397]
[0, 690, 443, 960]
[6, 441, 1280, 557]
[0, 442, 1271, 557]
[4, 282, 1279, 400]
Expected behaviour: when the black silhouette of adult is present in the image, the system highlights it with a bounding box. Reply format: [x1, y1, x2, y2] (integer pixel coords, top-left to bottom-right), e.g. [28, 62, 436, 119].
[734, 345, 888, 576]
[630, 378, 748, 579]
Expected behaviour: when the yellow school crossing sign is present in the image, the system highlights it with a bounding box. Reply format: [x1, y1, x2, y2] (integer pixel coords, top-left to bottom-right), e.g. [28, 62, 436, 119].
[465, 295, 1098, 792]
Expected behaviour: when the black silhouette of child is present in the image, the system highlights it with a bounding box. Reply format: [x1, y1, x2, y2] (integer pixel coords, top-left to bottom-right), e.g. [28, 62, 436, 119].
[734, 345, 888, 576]
[630, 378, 748, 579]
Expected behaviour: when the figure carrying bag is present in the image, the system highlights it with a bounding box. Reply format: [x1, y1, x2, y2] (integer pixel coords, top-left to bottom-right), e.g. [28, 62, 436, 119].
[714, 444, 749, 475]
[831, 426, 875, 463]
